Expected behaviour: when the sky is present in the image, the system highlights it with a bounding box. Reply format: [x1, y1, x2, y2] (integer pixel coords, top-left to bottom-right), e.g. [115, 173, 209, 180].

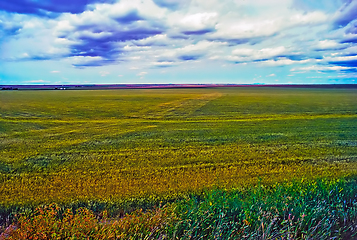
[0, 0, 357, 85]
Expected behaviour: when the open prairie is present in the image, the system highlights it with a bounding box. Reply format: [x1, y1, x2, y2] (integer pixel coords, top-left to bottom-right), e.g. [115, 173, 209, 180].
[2, 87, 357, 239]
[1, 87, 357, 206]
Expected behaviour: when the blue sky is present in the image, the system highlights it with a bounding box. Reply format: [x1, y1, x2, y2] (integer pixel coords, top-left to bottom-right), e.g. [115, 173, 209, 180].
[0, 0, 357, 85]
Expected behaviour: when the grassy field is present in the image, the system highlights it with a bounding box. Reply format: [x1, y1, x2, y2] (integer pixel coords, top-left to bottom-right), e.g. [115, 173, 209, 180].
[1, 87, 357, 238]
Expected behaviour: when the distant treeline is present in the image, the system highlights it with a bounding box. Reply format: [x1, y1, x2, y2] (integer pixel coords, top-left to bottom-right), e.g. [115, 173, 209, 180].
[1, 87, 18, 90]
[1, 84, 357, 90]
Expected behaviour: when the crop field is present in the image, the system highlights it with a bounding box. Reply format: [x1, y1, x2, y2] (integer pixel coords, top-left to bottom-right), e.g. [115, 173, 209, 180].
[1, 87, 357, 238]
[1, 87, 357, 205]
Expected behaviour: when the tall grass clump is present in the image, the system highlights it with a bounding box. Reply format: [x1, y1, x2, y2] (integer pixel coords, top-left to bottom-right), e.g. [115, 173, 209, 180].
[1, 203, 178, 239]
[172, 177, 357, 239]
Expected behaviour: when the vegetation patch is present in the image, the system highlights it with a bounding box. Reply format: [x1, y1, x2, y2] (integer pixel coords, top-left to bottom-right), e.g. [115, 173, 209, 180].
[1, 178, 357, 239]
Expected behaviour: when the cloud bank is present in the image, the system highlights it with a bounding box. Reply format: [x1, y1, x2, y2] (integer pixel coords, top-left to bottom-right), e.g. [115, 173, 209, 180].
[1, 0, 357, 84]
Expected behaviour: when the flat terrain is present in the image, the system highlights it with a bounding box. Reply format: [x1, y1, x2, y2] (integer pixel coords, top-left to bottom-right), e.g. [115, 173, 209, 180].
[1, 87, 357, 206]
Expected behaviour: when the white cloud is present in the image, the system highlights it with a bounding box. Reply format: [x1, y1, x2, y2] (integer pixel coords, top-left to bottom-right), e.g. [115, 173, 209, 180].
[133, 34, 169, 46]
[324, 55, 357, 62]
[138, 40, 227, 63]
[26, 80, 48, 83]
[306, 76, 323, 79]
[263, 59, 310, 66]
[151, 61, 176, 67]
[100, 71, 110, 76]
[318, 40, 338, 49]
[209, 10, 327, 43]
[57, 0, 165, 31]
[288, 11, 328, 26]
[314, 40, 348, 51]
[1, 15, 69, 61]
[223, 46, 310, 66]
[123, 45, 152, 52]
[68, 56, 104, 66]
[137, 71, 148, 76]
[232, 46, 287, 60]
[177, 12, 218, 33]
[212, 19, 279, 41]
[180, 40, 224, 54]
[291, 65, 352, 72]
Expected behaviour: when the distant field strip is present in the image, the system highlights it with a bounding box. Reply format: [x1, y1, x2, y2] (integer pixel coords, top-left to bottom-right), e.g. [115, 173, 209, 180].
[1, 113, 356, 124]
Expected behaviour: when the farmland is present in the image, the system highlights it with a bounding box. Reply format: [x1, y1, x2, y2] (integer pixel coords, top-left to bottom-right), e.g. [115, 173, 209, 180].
[1, 87, 357, 238]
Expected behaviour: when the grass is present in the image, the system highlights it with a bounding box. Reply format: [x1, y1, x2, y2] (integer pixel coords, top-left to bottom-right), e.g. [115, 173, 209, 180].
[1, 87, 357, 238]
[172, 177, 357, 239]
[2, 178, 357, 239]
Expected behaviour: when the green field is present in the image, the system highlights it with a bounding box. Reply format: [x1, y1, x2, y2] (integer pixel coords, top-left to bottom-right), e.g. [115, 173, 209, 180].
[1, 87, 357, 204]
[1, 87, 357, 238]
